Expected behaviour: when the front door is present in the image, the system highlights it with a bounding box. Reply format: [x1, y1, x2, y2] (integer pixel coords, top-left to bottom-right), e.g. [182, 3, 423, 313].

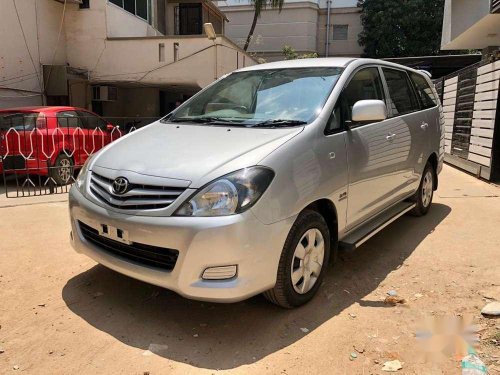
[342, 67, 410, 230]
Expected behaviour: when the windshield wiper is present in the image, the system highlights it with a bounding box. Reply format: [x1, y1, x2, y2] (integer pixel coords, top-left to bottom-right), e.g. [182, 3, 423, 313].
[169, 116, 237, 124]
[249, 119, 307, 128]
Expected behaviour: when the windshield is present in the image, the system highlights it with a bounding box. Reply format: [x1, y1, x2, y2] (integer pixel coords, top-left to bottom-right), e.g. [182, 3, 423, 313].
[166, 67, 343, 127]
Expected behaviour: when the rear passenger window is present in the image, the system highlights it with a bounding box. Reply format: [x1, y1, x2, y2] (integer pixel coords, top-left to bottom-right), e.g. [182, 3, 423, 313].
[342, 67, 385, 122]
[382, 68, 419, 116]
[57, 111, 83, 128]
[410, 73, 438, 109]
[78, 111, 107, 130]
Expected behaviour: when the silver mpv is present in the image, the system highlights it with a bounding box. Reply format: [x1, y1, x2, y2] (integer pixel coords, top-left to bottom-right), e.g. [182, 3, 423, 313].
[69, 58, 444, 308]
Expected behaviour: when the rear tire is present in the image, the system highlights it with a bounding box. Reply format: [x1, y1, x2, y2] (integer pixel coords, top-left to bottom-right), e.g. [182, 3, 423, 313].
[410, 162, 434, 216]
[263, 210, 330, 308]
[51, 154, 74, 186]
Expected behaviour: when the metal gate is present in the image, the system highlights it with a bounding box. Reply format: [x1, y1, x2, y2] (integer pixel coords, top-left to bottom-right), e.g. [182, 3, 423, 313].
[0, 113, 158, 198]
[433, 57, 500, 181]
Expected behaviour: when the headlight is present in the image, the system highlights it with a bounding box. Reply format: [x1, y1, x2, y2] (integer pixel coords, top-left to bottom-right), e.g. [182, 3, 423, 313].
[75, 154, 96, 192]
[175, 167, 274, 217]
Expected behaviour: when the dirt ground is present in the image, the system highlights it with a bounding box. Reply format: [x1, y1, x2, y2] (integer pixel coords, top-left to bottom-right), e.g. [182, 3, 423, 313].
[0, 165, 499, 375]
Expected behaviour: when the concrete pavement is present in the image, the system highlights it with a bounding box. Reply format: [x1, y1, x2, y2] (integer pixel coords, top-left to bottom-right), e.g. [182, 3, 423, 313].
[0, 165, 499, 374]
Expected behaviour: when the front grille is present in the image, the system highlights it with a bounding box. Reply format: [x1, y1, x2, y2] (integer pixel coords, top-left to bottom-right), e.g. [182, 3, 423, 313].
[89, 172, 185, 210]
[79, 221, 179, 270]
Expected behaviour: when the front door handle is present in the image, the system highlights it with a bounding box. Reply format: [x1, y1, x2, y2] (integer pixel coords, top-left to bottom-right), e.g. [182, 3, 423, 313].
[328, 152, 336, 159]
[386, 133, 396, 141]
[421, 122, 429, 129]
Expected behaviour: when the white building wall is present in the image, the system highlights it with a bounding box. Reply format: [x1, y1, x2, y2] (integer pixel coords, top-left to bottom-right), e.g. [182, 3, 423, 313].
[106, 2, 163, 38]
[0, 0, 67, 108]
[0, 0, 255, 113]
[218, 0, 362, 60]
[65, 1, 255, 88]
[220, 4, 319, 56]
[441, 0, 500, 50]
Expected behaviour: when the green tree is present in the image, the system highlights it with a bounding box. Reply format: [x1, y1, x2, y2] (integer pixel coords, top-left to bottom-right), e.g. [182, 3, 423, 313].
[357, 0, 445, 58]
[244, 0, 285, 52]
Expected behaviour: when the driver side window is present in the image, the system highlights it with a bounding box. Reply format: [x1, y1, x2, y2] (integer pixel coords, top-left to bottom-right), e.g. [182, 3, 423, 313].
[342, 67, 385, 122]
[326, 67, 385, 134]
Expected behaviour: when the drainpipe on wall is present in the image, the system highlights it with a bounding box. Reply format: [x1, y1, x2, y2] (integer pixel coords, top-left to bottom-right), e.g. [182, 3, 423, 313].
[40, 63, 46, 106]
[325, 0, 332, 57]
[214, 40, 218, 80]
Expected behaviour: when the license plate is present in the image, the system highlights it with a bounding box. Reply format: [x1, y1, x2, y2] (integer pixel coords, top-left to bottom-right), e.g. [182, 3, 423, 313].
[98, 223, 131, 245]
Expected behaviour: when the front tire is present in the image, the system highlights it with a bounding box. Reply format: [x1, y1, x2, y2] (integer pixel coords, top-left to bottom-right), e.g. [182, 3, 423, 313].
[410, 162, 434, 216]
[263, 210, 330, 308]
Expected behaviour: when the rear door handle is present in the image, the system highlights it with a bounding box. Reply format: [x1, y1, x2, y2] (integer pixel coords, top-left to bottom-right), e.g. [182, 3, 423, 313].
[421, 122, 429, 129]
[386, 133, 396, 141]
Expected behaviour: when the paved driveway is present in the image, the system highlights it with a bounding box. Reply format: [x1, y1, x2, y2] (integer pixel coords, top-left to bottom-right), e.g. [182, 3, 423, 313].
[0, 165, 499, 374]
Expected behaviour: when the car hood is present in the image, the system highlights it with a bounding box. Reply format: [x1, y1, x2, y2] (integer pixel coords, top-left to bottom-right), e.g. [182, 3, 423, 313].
[93, 121, 303, 188]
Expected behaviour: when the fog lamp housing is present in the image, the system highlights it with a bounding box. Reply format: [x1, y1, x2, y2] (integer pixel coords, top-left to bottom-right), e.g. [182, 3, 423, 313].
[202, 265, 237, 280]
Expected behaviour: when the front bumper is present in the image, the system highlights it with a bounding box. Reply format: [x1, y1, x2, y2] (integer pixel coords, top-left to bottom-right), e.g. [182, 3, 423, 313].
[69, 186, 294, 303]
[0, 156, 49, 175]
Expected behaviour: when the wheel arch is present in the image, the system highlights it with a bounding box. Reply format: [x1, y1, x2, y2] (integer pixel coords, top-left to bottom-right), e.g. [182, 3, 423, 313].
[51, 150, 74, 165]
[303, 199, 339, 257]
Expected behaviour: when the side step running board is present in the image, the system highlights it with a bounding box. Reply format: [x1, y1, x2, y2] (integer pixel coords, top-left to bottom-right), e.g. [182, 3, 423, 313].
[339, 201, 416, 251]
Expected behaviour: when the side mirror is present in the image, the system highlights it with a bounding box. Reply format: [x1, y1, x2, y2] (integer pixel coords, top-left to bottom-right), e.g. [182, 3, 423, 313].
[106, 124, 115, 132]
[351, 100, 387, 123]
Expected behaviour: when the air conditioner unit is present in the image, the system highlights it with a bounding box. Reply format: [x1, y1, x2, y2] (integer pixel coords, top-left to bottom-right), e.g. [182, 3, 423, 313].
[92, 86, 118, 101]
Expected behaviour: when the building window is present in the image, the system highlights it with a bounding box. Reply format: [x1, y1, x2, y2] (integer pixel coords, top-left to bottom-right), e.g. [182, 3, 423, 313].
[109, 0, 151, 23]
[159, 43, 165, 62]
[332, 25, 348, 40]
[174, 4, 203, 35]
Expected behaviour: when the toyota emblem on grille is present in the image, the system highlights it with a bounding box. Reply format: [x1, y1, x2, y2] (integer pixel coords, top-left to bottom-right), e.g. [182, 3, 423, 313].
[112, 177, 129, 195]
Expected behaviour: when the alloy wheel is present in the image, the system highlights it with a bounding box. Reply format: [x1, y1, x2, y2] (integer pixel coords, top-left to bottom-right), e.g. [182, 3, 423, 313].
[290, 228, 325, 294]
[422, 170, 433, 207]
[58, 158, 72, 183]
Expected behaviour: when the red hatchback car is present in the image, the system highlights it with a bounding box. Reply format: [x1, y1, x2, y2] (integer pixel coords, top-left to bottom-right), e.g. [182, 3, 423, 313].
[0, 106, 120, 185]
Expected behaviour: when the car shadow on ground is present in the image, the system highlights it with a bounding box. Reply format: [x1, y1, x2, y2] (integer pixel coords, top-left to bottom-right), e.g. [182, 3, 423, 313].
[62, 203, 451, 370]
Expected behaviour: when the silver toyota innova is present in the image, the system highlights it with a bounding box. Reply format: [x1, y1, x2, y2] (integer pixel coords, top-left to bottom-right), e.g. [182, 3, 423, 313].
[69, 58, 444, 308]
